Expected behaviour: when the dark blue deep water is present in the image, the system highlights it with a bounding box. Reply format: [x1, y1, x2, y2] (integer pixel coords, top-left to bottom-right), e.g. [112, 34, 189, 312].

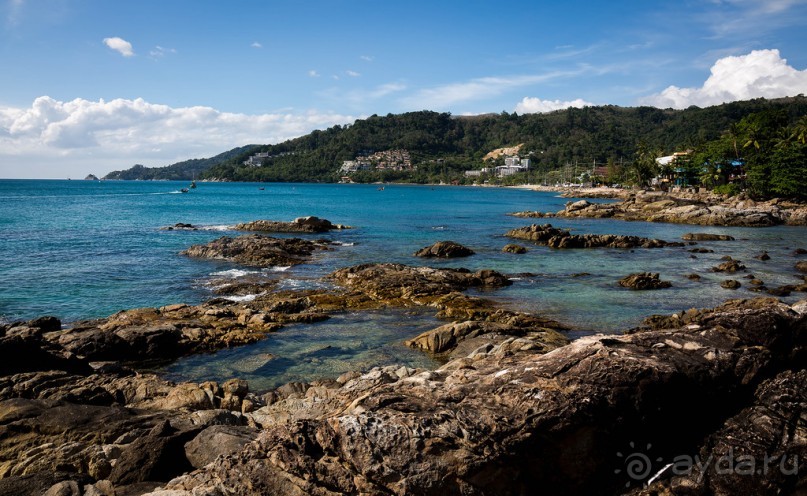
[2, 179, 806, 389]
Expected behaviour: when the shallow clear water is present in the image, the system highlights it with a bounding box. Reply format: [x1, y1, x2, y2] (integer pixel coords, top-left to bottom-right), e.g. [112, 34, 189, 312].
[2, 179, 806, 387]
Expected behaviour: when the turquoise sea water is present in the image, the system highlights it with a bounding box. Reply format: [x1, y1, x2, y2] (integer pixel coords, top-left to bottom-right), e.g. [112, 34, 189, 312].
[2, 179, 806, 389]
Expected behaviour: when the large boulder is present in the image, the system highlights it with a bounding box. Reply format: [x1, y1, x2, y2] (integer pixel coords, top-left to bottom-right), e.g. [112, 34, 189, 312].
[181, 234, 329, 268]
[618, 272, 672, 290]
[414, 241, 475, 258]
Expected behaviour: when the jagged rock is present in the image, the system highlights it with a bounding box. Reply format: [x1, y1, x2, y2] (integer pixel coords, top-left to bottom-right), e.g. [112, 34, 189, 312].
[414, 241, 475, 258]
[181, 234, 329, 268]
[235, 217, 349, 233]
[618, 272, 672, 290]
[681, 233, 735, 241]
[642, 369, 807, 494]
[109, 419, 200, 485]
[327, 263, 511, 305]
[505, 224, 682, 249]
[153, 298, 807, 496]
[794, 248, 807, 255]
[721, 279, 741, 290]
[686, 273, 701, 280]
[755, 251, 771, 261]
[502, 244, 528, 254]
[796, 261, 807, 273]
[712, 259, 746, 272]
[689, 247, 714, 253]
[522, 192, 801, 227]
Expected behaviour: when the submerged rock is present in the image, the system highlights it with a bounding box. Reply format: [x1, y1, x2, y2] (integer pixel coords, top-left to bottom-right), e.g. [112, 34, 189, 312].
[681, 232, 735, 241]
[502, 243, 528, 254]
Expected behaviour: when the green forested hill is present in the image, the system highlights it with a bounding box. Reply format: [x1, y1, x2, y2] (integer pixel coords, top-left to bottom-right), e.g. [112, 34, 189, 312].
[103, 145, 259, 180]
[200, 97, 807, 184]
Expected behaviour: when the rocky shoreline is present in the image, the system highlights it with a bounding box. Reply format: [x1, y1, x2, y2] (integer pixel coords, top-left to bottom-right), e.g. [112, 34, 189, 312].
[1, 219, 806, 495]
[511, 189, 807, 227]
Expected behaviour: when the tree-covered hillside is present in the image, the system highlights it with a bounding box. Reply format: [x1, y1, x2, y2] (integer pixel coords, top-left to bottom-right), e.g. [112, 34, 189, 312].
[201, 97, 807, 186]
[103, 145, 259, 180]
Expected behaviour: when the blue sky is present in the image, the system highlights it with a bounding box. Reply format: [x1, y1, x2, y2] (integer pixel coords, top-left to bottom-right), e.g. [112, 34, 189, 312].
[2, 0, 807, 178]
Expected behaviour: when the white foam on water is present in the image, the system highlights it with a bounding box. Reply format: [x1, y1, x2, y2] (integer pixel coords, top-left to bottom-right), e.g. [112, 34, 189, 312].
[211, 269, 260, 278]
[199, 225, 234, 231]
[432, 226, 447, 230]
[332, 241, 356, 246]
[270, 266, 292, 272]
[221, 293, 265, 303]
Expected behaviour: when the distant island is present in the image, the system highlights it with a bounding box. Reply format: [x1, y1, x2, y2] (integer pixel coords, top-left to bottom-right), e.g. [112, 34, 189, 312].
[103, 145, 258, 181]
[84, 174, 99, 181]
[105, 96, 807, 199]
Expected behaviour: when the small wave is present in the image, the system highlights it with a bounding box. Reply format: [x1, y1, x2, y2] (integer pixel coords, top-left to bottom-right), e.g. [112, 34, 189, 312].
[270, 266, 292, 272]
[199, 225, 234, 231]
[221, 293, 265, 303]
[432, 226, 447, 231]
[211, 269, 260, 278]
[332, 241, 356, 247]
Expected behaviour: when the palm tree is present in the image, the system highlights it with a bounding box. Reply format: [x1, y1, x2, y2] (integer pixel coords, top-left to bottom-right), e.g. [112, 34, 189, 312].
[743, 122, 763, 152]
[723, 122, 741, 158]
[791, 115, 807, 145]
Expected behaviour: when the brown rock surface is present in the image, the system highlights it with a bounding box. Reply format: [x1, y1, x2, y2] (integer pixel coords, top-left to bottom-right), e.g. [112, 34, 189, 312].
[414, 240, 475, 258]
[181, 234, 330, 268]
[506, 223, 683, 249]
[152, 298, 807, 495]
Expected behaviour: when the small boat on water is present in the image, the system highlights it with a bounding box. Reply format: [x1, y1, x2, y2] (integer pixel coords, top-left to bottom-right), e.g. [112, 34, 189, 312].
[180, 188, 189, 193]
[190, 180, 196, 189]
[259, 187, 265, 190]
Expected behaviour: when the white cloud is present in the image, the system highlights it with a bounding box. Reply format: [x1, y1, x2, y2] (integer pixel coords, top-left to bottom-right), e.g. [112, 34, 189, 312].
[0, 96, 356, 178]
[400, 70, 584, 110]
[308, 70, 320, 77]
[103, 37, 134, 57]
[360, 55, 374, 62]
[149, 45, 176, 58]
[346, 70, 361, 77]
[641, 49, 807, 109]
[515, 97, 595, 114]
[251, 42, 262, 48]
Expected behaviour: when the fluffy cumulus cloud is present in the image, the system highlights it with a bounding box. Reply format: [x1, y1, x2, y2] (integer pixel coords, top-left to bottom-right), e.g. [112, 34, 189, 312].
[515, 97, 595, 114]
[0, 97, 356, 178]
[103, 37, 135, 57]
[642, 49, 807, 109]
